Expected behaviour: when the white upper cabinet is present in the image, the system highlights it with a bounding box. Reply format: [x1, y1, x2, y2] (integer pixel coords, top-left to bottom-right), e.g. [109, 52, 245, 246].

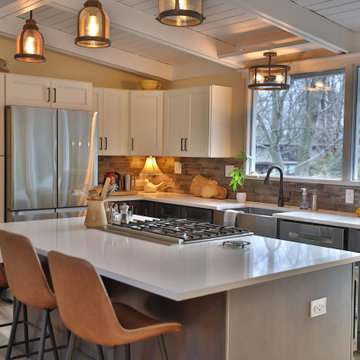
[93, 87, 129, 156]
[50, 79, 92, 110]
[164, 85, 232, 158]
[6, 74, 92, 110]
[130, 91, 163, 156]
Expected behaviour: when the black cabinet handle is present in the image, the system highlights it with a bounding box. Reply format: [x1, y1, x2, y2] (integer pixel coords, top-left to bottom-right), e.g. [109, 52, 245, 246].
[47, 87, 51, 102]
[181, 138, 184, 151]
[53, 88, 57, 103]
[104, 137, 108, 150]
[99, 137, 103, 150]
[131, 138, 134, 151]
[184, 138, 188, 151]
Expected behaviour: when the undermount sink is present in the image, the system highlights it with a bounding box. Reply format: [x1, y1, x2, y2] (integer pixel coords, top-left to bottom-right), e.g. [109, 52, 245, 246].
[239, 207, 290, 217]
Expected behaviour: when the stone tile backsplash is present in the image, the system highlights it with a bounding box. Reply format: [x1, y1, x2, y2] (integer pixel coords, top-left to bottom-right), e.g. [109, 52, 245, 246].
[99, 156, 360, 213]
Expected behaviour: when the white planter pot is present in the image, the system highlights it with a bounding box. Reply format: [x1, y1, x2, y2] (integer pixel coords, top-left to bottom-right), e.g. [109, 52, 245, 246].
[236, 192, 246, 203]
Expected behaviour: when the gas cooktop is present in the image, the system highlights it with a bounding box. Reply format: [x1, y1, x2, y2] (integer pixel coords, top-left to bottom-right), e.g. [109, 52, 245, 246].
[102, 218, 253, 245]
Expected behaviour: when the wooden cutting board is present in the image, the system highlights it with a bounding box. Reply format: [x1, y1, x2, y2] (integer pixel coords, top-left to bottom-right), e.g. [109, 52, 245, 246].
[110, 191, 138, 196]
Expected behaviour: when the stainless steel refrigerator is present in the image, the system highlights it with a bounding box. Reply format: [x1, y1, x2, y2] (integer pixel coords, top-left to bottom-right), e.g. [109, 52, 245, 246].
[5, 106, 98, 222]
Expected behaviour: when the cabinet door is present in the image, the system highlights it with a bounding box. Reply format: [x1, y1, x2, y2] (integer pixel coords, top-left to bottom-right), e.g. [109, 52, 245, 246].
[164, 90, 187, 156]
[5, 74, 51, 107]
[0, 74, 4, 156]
[130, 91, 163, 156]
[181, 206, 213, 222]
[51, 79, 92, 110]
[92, 87, 104, 155]
[103, 89, 129, 155]
[155, 203, 181, 218]
[185, 87, 210, 157]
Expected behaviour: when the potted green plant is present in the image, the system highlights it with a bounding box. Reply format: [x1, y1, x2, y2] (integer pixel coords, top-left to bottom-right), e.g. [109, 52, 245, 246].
[228, 151, 253, 202]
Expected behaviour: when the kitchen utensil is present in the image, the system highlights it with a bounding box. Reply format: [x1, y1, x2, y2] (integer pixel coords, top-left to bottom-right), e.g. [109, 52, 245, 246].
[103, 172, 121, 188]
[100, 177, 111, 200]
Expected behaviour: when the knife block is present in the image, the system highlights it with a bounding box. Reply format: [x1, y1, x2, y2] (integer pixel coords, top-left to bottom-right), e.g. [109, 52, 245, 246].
[85, 200, 108, 228]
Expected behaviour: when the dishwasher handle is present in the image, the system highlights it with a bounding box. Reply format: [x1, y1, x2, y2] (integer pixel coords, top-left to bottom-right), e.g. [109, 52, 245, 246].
[288, 231, 332, 244]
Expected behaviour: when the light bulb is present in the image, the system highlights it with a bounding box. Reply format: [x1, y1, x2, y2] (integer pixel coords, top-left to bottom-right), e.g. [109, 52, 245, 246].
[276, 74, 284, 83]
[256, 74, 264, 82]
[25, 36, 35, 54]
[315, 80, 324, 89]
[87, 16, 99, 36]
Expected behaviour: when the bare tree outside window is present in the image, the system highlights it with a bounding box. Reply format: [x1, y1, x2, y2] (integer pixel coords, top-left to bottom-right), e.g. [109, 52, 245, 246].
[251, 70, 345, 179]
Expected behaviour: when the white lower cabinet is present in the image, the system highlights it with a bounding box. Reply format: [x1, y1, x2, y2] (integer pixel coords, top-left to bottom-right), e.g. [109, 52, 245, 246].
[164, 85, 232, 157]
[93, 87, 129, 156]
[130, 91, 163, 156]
[6, 74, 92, 110]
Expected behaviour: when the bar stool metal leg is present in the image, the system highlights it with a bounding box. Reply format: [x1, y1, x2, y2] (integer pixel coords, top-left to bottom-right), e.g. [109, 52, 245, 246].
[65, 332, 75, 360]
[97, 345, 104, 360]
[47, 311, 59, 360]
[157, 335, 169, 360]
[5, 299, 21, 360]
[124, 344, 130, 360]
[23, 304, 29, 356]
[107, 346, 115, 360]
[37, 309, 49, 360]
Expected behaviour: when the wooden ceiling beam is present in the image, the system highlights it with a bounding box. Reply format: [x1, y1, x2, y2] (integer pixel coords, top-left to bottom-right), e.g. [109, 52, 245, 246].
[219, 39, 309, 58]
[50, 0, 240, 69]
[229, 0, 355, 53]
[0, 16, 174, 80]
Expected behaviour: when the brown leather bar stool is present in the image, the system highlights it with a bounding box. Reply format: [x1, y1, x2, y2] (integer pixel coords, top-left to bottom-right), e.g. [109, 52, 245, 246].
[0, 230, 61, 360]
[48, 251, 182, 360]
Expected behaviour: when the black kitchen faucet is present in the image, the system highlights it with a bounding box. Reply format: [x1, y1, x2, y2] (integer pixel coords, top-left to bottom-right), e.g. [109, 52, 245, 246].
[263, 166, 284, 207]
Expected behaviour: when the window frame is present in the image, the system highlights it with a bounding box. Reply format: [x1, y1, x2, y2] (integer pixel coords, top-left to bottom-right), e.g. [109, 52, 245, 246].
[246, 62, 360, 185]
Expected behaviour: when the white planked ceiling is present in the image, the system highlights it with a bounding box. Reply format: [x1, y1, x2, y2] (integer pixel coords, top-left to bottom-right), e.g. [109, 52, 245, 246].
[291, 0, 360, 31]
[0, 0, 360, 79]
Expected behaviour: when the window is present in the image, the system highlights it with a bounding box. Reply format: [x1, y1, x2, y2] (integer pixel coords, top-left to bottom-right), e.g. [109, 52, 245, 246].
[250, 69, 345, 179]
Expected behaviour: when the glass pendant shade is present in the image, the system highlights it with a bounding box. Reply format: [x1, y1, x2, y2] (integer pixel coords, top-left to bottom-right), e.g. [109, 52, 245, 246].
[75, 0, 110, 48]
[14, 11, 45, 63]
[157, 0, 205, 26]
[248, 52, 290, 91]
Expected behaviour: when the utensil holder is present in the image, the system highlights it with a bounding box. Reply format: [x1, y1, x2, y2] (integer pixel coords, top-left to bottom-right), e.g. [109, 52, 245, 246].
[85, 200, 108, 228]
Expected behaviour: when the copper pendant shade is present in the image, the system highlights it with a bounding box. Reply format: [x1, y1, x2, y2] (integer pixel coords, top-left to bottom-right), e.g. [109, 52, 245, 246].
[156, 0, 205, 27]
[75, 0, 111, 48]
[14, 11, 45, 63]
[248, 52, 290, 91]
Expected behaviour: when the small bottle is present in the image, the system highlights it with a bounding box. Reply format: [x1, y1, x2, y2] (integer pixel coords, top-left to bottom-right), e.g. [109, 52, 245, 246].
[300, 188, 309, 210]
[128, 205, 134, 222]
[311, 189, 318, 211]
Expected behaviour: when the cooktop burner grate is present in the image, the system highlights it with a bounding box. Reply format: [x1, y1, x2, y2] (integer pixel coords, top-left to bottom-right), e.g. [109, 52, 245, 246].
[103, 218, 253, 245]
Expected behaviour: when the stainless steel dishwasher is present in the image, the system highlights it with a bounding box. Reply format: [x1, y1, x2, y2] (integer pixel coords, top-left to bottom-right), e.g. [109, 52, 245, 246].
[278, 219, 345, 249]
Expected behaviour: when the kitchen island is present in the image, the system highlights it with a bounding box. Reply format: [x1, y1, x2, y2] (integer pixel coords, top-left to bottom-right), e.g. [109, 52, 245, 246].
[1, 217, 359, 360]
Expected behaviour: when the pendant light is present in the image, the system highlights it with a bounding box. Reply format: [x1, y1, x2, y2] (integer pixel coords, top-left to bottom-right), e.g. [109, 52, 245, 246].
[248, 52, 290, 91]
[156, 0, 205, 27]
[75, 0, 111, 48]
[14, 11, 45, 63]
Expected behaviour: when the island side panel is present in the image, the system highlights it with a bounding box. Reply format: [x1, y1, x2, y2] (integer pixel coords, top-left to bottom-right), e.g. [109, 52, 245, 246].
[104, 278, 227, 360]
[227, 264, 353, 360]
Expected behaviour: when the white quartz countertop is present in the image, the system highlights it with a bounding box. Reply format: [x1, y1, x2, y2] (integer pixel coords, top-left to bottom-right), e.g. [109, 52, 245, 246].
[108, 192, 360, 229]
[273, 210, 360, 229]
[1, 217, 359, 301]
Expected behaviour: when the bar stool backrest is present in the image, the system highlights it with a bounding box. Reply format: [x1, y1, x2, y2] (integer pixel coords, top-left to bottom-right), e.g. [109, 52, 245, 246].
[48, 251, 132, 347]
[0, 230, 56, 309]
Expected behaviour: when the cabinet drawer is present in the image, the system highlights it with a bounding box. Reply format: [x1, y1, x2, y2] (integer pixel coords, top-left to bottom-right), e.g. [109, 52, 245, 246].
[155, 203, 181, 218]
[181, 206, 213, 222]
[279, 220, 344, 249]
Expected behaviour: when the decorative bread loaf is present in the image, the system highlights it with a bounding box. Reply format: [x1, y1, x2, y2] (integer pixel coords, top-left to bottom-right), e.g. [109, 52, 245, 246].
[190, 174, 227, 199]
